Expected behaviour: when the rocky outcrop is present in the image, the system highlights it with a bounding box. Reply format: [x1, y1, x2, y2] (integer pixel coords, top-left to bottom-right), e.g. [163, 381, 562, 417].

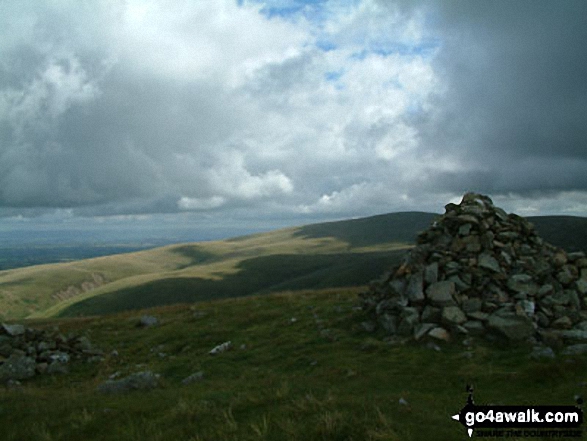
[360, 193, 587, 347]
[0, 323, 102, 384]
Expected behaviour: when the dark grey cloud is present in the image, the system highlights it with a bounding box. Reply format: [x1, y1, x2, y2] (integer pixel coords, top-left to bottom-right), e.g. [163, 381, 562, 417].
[415, 0, 587, 196]
[1, 0, 586, 226]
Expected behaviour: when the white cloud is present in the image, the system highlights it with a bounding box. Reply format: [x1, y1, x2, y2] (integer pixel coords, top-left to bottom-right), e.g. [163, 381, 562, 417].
[178, 196, 226, 211]
[1, 0, 586, 228]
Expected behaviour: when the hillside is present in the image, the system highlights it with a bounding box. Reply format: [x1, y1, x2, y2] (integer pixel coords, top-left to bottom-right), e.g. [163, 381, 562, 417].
[2, 290, 585, 440]
[1, 212, 425, 320]
[1, 212, 585, 320]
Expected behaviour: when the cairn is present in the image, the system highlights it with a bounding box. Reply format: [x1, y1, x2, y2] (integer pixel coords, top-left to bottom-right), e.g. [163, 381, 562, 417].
[0, 323, 103, 384]
[360, 193, 587, 347]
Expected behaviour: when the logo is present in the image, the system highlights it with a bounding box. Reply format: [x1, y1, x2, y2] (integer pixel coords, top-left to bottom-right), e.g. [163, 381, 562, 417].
[451, 386, 584, 438]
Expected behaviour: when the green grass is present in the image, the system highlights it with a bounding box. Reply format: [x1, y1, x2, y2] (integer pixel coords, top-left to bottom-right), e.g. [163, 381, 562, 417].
[57, 250, 406, 317]
[2, 289, 585, 440]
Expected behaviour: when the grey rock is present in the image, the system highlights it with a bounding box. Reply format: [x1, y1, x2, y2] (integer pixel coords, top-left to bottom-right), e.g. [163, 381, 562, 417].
[378, 314, 398, 334]
[397, 308, 420, 336]
[428, 327, 450, 342]
[414, 323, 436, 340]
[426, 281, 456, 307]
[1, 324, 25, 337]
[507, 274, 538, 296]
[530, 346, 555, 360]
[424, 262, 439, 285]
[463, 320, 485, 335]
[447, 275, 469, 292]
[97, 371, 160, 394]
[47, 361, 69, 375]
[462, 298, 483, 313]
[536, 311, 550, 327]
[441, 306, 467, 326]
[388, 279, 406, 296]
[556, 330, 587, 342]
[181, 371, 204, 385]
[421, 305, 441, 322]
[478, 253, 501, 273]
[562, 344, 587, 355]
[551, 316, 573, 329]
[487, 313, 535, 341]
[458, 223, 472, 236]
[209, 341, 232, 355]
[139, 315, 158, 327]
[426, 342, 442, 351]
[361, 321, 376, 333]
[49, 352, 70, 364]
[467, 311, 489, 321]
[537, 284, 554, 298]
[576, 279, 587, 295]
[519, 300, 535, 317]
[405, 272, 424, 303]
[557, 270, 575, 286]
[0, 355, 36, 382]
[568, 252, 586, 261]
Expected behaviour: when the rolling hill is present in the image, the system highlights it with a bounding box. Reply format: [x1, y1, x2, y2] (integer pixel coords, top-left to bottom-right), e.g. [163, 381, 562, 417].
[1, 211, 585, 320]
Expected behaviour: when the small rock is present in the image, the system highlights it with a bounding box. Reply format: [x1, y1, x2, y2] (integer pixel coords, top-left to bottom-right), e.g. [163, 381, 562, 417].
[398, 397, 409, 406]
[414, 323, 436, 341]
[361, 321, 376, 333]
[441, 306, 467, 326]
[428, 327, 450, 342]
[426, 281, 456, 307]
[209, 341, 232, 355]
[97, 371, 160, 394]
[478, 253, 501, 273]
[563, 344, 587, 356]
[530, 346, 556, 360]
[551, 316, 573, 330]
[181, 371, 204, 385]
[139, 315, 158, 327]
[47, 361, 69, 375]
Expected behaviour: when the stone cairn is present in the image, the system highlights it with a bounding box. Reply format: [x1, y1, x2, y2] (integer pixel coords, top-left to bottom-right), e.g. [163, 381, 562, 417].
[360, 193, 587, 349]
[0, 323, 103, 385]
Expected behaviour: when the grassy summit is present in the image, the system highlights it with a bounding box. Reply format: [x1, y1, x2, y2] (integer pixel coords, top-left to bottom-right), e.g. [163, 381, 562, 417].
[2, 289, 585, 441]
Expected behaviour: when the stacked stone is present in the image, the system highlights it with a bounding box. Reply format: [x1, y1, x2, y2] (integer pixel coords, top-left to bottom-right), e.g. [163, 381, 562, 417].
[0, 323, 103, 384]
[361, 193, 587, 346]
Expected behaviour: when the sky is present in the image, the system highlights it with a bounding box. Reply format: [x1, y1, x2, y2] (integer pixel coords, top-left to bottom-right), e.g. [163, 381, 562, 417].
[1, 0, 586, 239]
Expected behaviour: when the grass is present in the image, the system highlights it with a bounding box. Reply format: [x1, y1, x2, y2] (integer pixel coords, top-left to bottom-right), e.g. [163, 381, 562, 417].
[55, 250, 406, 317]
[3, 221, 412, 320]
[2, 288, 585, 440]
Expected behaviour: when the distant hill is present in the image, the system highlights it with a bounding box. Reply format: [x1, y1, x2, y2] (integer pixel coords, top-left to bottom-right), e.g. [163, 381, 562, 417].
[528, 215, 587, 253]
[1, 211, 586, 320]
[294, 212, 438, 247]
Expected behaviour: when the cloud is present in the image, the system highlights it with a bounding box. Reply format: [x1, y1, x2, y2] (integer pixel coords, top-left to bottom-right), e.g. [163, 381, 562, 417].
[0, 0, 586, 229]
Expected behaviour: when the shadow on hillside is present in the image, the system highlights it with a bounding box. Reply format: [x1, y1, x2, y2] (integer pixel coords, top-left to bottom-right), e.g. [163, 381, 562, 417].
[57, 250, 407, 317]
[293, 212, 438, 248]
